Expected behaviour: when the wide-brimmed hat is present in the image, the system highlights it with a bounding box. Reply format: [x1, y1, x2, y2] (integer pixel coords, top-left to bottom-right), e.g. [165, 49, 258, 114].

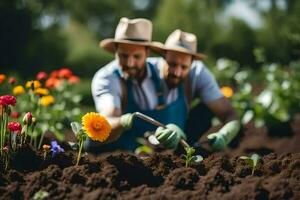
[152, 29, 206, 60]
[100, 17, 162, 53]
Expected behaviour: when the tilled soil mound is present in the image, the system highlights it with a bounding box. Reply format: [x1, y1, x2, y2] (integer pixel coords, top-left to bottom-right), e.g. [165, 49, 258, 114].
[0, 125, 299, 200]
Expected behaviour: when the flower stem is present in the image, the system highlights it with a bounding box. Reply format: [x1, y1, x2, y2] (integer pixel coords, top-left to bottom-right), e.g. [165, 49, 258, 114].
[38, 132, 45, 150]
[0, 112, 3, 155]
[76, 139, 83, 166]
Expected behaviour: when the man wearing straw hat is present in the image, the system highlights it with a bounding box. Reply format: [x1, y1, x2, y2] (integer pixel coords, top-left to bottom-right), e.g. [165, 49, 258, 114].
[148, 29, 240, 151]
[88, 17, 178, 152]
[89, 17, 239, 152]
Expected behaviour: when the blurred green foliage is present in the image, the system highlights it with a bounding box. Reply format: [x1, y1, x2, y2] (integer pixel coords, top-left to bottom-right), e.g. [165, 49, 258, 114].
[1, 0, 299, 79]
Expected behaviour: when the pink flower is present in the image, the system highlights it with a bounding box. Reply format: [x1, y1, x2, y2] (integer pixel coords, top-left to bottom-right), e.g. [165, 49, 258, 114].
[8, 122, 22, 134]
[23, 112, 33, 125]
[36, 71, 48, 80]
[8, 77, 17, 85]
[10, 111, 20, 118]
[0, 95, 17, 106]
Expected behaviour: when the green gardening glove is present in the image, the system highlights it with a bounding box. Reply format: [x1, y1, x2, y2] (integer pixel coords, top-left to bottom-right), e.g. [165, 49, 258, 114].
[154, 124, 187, 149]
[120, 113, 134, 130]
[207, 120, 241, 151]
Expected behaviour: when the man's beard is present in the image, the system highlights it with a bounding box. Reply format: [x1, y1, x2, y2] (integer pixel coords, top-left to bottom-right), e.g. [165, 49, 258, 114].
[166, 74, 182, 89]
[123, 66, 145, 81]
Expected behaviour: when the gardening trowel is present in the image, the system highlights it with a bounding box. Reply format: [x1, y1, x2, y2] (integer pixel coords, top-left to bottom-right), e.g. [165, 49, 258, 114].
[131, 112, 192, 149]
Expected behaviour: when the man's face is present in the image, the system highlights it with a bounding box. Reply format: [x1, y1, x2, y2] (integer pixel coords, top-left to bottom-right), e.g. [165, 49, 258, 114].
[164, 51, 193, 88]
[116, 43, 149, 80]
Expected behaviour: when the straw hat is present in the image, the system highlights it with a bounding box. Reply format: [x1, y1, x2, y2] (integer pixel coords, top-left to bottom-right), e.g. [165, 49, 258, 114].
[152, 29, 206, 60]
[100, 17, 162, 53]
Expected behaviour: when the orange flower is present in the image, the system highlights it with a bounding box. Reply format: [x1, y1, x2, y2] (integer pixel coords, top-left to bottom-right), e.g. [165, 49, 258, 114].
[0, 74, 6, 84]
[40, 95, 55, 106]
[45, 78, 62, 89]
[50, 70, 59, 78]
[59, 68, 73, 79]
[220, 86, 233, 98]
[42, 144, 51, 151]
[82, 112, 111, 142]
[68, 75, 80, 85]
[13, 85, 25, 96]
[35, 88, 49, 96]
[25, 80, 41, 89]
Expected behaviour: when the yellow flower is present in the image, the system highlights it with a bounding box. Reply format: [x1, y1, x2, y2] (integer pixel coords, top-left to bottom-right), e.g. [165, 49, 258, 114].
[40, 95, 55, 106]
[82, 112, 111, 142]
[35, 88, 49, 96]
[25, 80, 41, 89]
[220, 86, 234, 98]
[13, 85, 25, 96]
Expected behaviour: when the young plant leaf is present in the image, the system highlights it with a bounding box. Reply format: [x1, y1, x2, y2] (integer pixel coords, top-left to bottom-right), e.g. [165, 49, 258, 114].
[135, 145, 153, 155]
[251, 153, 260, 167]
[191, 155, 203, 163]
[68, 142, 79, 150]
[183, 147, 203, 167]
[239, 153, 260, 175]
[70, 122, 82, 136]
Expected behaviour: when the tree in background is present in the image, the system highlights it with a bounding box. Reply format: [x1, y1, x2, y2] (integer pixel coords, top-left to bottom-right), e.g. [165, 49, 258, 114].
[1, 0, 299, 78]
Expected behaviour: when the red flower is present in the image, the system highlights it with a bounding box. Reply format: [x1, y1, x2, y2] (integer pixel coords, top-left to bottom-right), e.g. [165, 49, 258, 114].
[68, 75, 80, 85]
[36, 71, 48, 80]
[50, 70, 59, 78]
[58, 68, 73, 79]
[8, 77, 17, 85]
[10, 111, 20, 118]
[8, 122, 22, 134]
[0, 95, 17, 106]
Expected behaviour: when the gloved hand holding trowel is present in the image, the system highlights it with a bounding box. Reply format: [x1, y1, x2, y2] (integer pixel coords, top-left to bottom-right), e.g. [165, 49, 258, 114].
[120, 112, 240, 151]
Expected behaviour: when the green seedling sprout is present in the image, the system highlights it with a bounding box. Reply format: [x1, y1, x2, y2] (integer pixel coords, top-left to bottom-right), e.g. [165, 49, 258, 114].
[183, 147, 203, 167]
[239, 153, 260, 175]
[70, 122, 87, 166]
[134, 137, 153, 155]
[33, 190, 49, 200]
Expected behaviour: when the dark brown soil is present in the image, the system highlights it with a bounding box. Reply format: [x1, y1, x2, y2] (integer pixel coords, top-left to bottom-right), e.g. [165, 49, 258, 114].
[0, 125, 299, 200]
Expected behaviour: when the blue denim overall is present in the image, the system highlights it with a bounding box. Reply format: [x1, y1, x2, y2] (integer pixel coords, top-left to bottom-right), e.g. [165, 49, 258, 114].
[85, 62, 188, 152]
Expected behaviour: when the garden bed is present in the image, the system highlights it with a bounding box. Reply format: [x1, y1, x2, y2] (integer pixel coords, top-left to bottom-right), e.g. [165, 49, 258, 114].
[0, 125, 299, 200]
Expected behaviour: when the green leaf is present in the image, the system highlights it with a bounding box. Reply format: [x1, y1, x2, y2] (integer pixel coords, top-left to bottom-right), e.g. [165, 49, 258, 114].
[134, 145, 153, 155]
[191, 155, 203, 163]
[251, 154, 260, 168]
[68, 142, 79, 150]
[33, 190, 49, 200]
[70, 122, 82, 135]
[239, 156, 254, 167]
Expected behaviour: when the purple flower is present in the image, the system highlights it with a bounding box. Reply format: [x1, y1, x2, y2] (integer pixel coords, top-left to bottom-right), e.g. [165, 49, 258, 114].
[50, 140, 64, 157]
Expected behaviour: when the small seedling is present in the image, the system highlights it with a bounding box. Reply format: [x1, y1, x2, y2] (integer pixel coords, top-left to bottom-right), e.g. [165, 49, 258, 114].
[33, 190, 49, 200]
[70, 122, 86, 165]
[134, 137, 153, 155]
[239, 153, 260, 175]
[183, 147, 203, 167]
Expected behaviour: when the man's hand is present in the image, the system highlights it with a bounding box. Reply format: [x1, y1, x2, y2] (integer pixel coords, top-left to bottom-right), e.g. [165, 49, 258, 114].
[155, 124, 186, 149]
[120, 113, 134, 130]
[207, 120, 240, 151]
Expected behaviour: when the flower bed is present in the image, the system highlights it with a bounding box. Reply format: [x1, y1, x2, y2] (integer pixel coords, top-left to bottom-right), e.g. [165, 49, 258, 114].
[0, 125, 299, 200]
